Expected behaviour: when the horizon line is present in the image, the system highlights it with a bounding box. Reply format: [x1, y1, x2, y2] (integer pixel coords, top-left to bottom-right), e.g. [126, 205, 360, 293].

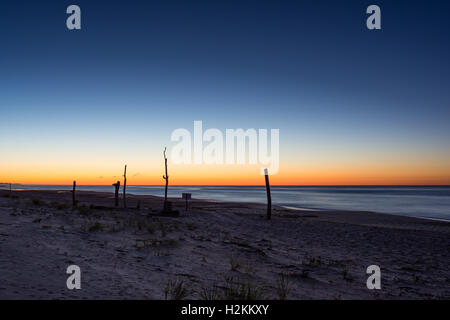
[3, 183, 450, 187]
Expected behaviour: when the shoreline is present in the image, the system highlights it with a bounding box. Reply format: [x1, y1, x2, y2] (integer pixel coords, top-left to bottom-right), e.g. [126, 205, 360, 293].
[4, 186, 450, 223]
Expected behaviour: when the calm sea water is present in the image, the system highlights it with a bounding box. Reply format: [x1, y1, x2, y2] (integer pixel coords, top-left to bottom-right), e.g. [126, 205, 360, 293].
[3, 185, 450, 221]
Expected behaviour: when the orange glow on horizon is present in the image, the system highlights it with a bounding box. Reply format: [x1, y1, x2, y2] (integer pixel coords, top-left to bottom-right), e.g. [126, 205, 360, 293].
[2, 162, 450, 186]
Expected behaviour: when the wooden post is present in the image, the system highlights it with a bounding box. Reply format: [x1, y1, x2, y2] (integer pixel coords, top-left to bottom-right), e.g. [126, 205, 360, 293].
[72, 181, 77, 207]
[9, 183, 12, 193]
[182, 193, 191, 211]
[123, 165, 127, 208]
[112, 181, 120, 207]
[264, 169, 271, 220]
[163, 147, 169, 211]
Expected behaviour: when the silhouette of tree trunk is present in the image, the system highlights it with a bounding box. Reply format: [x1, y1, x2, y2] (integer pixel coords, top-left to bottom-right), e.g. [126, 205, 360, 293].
[112, 181, 120, 207]
[72, 181, 77, 207]
[123, 165, 127, 208]
[264, 169, 271, 220]
[163, 147, 169, 211]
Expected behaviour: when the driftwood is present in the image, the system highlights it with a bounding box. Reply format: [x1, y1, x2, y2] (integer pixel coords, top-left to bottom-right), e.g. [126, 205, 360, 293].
[72, 181, 77, 207]
[112, 181, 120, 207]
[264, 169, 272, 220]
[163, 147, 169, 211]
[123, 165, 127, 208]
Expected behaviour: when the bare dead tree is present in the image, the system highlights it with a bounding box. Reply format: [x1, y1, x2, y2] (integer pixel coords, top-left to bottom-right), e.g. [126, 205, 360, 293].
[72, 180, 77, 207]
[123, 165, 127, 208]
[112, 181, 120, 207]
[163, 147, 169, 211]
[264, 169, 272, 220]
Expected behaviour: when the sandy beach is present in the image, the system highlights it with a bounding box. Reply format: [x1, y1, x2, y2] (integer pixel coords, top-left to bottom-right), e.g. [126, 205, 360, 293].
[0, 189, 449, 300]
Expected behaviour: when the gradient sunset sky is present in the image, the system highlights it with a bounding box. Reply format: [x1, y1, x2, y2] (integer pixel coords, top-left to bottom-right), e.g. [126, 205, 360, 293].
[1, 0, 450, 185]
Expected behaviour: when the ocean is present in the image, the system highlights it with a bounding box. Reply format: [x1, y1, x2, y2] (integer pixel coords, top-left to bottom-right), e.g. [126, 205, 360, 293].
[3, 184, 450, 221]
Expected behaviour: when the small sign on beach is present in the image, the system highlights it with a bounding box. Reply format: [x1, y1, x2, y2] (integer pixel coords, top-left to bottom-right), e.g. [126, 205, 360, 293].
[182, 193, 192, 200]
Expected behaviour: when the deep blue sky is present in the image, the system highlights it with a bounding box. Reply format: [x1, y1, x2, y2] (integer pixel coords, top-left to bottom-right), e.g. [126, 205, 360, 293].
[1, 0, 450, 184]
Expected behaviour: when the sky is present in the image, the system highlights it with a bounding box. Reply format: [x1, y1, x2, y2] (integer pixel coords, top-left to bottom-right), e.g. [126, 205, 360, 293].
[0, 0, 450, 185]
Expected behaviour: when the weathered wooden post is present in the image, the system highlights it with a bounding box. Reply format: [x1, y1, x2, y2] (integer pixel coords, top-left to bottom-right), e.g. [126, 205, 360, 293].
[264, 168, 272, 220]
[112, 181, 120, 207]
[72, 181, 77, 207]
[9, 183, 12, 193]
[182, 193, 191, 211]
[163, 147, 169, 211]
[123, 165, 127, 208]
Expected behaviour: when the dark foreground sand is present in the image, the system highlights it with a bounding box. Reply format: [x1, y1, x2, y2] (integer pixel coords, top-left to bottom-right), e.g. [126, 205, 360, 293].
[0, 189, 449, 299]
